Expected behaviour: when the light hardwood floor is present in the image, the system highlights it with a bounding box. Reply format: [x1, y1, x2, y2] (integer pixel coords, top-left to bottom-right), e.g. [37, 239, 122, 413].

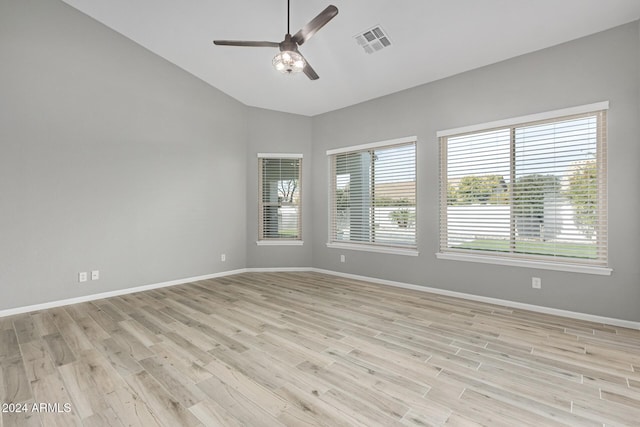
[1, 271, 640, 426]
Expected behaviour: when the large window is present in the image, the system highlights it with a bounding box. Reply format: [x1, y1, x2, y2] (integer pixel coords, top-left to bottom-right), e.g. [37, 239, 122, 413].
[438, 103, 609, 274]
[327, 137, 417, 254]
[258, 154, 302, 244]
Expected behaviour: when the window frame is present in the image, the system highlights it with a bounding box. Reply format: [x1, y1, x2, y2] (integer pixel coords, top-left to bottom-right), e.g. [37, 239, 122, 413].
[257, 153, 303, 246]
[436, 102, 611, 275]
[326, 136, 419, 256]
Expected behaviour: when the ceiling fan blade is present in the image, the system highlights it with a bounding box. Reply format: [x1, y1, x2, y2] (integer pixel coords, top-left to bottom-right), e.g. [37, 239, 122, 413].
[294, 50, 319, 80]
[302, 58, 319, 80]
[213, 40, 280, 48]
[303, 63, 319, 80]
[292, 5, 338, 46]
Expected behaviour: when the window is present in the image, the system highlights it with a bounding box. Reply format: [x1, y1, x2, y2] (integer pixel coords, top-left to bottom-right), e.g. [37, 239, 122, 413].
[327, 137, 417, 255]
[438, 102, 609, 274]
[258, 154, 302, 244]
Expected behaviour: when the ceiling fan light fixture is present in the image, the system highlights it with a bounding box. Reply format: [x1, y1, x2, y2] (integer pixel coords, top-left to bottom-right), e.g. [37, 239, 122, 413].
[272, 50, 305, 74]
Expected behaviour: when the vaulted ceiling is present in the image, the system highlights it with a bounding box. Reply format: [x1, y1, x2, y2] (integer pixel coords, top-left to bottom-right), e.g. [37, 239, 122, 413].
[61, 0, 640, 116]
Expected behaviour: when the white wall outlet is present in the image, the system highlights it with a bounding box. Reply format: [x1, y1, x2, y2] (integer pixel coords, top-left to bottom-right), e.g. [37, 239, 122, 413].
[221, 253, 226, 262]
[91, 270, 100, 280]
[532, 277, 542, 289]
[78, 272, 88, 283]
[340, 254, 346, 263]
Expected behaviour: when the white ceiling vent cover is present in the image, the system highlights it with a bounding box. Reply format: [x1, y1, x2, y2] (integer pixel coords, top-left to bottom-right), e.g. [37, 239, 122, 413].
[355, 25, 391, 54]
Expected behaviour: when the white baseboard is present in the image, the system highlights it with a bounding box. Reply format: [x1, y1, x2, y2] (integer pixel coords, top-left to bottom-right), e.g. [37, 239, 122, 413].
[2, 266, 638, 330]
[0, 269, 247, 318]
[245, 267, 313, 273]
[310, 268, 640, 330]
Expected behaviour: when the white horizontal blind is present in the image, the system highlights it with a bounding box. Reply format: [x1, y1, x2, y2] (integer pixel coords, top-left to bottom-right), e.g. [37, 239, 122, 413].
[440, 109, 608, 266]
[258, 157, 302, 240]
[329, 140, 417, 249]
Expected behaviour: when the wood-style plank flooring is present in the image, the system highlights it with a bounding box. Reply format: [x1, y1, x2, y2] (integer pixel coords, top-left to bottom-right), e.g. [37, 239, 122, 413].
[1, 271, 640, 426]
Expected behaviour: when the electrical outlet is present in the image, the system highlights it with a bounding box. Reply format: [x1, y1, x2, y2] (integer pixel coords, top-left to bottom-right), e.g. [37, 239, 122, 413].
[340, 254, 345, 263]
[221, 253, 226, 262]
[532, 277, 542, 289]
[91, 270, 100, 280]
[78, 272, 88, 283]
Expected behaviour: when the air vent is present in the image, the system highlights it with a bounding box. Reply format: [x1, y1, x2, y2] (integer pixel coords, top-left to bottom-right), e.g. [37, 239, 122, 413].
[354, 25, 391, 54]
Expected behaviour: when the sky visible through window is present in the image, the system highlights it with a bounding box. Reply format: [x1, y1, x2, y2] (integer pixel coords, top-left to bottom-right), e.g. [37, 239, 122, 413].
[447, 116, 597, 181]
[336, 144, 416, 189]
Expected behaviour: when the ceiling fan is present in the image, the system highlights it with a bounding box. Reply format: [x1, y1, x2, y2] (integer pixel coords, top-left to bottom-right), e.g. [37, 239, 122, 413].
[213, 1, 338, 80]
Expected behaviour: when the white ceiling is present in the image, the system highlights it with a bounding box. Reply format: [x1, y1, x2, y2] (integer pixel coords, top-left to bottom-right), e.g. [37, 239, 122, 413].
[61, 0, 640, 116]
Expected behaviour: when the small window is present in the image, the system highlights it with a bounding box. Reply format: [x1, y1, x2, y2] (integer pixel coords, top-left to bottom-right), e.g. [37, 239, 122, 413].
[258, 154, 302, 243]
[327, 137, 417, 254]
[438, 103, 609, 273]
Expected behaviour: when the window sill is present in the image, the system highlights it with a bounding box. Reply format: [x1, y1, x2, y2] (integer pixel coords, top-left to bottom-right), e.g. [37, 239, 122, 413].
[256, 240, 304, 246]
[327, 242, 419, 257]
[436, 252, 612, 276]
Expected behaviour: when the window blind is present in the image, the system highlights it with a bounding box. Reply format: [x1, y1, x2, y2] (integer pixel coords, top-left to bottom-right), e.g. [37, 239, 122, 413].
[329, 139, 417, 249]
[258, 156, 302, 241]
[439, 107, 608, 267]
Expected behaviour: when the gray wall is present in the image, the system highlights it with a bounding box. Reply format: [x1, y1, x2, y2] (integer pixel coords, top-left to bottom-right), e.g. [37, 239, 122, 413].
[311, 22, 640, 322]
[0, 0, 248, 310]
[246, 107, 313, 268]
